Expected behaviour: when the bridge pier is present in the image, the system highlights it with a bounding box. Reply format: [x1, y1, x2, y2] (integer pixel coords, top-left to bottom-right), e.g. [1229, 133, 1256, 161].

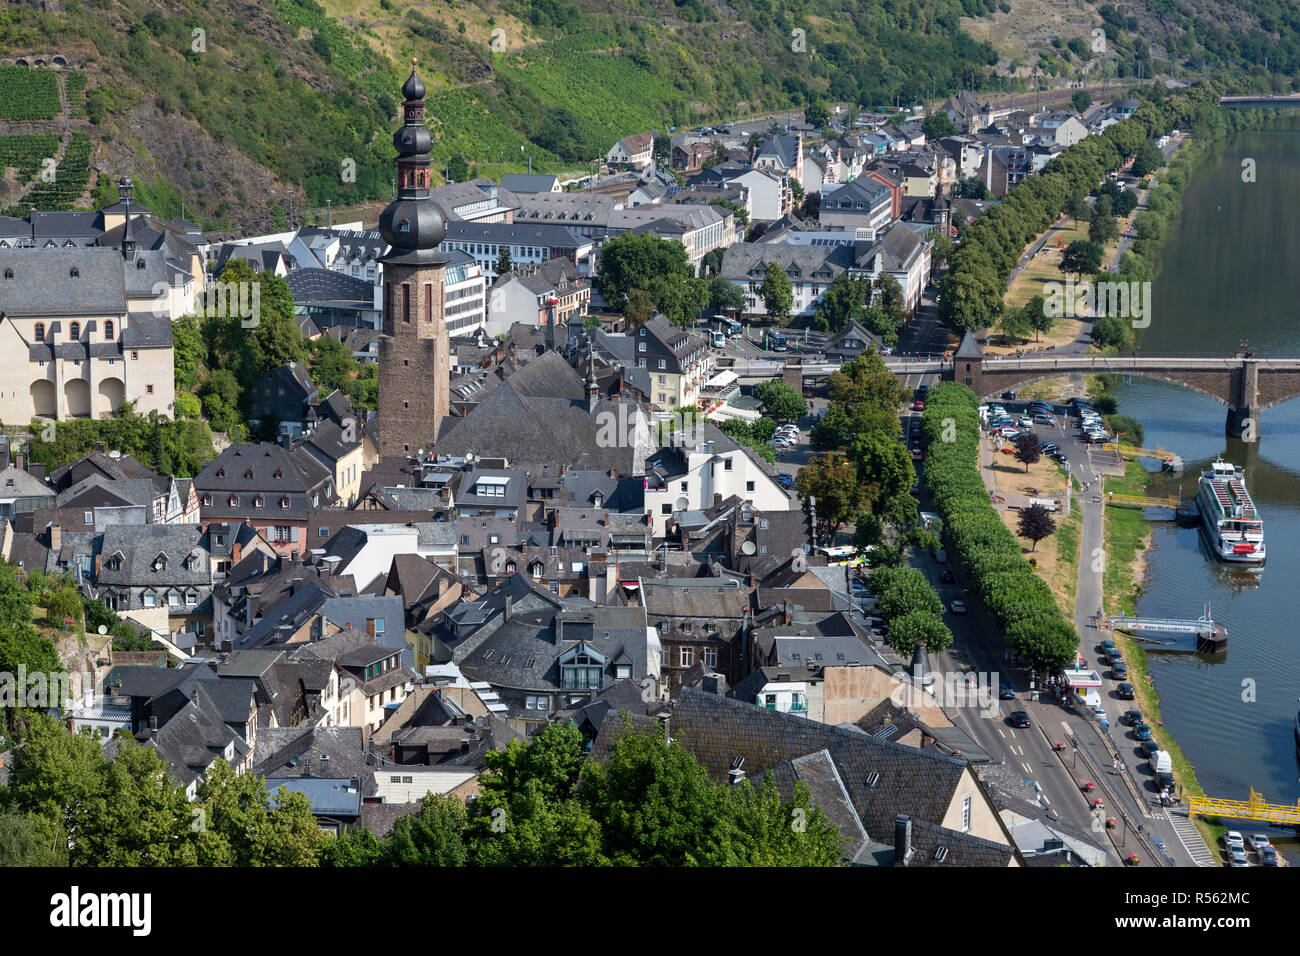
[1226, 361, 1260, 443]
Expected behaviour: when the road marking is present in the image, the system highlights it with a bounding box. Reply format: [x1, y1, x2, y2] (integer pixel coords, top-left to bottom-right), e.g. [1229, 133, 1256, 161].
[1041, 794, 1051, 806]
[997, 728, 1006, 739]
[1060, 721, 1073, 735]
[1022, 762, 1032, 773]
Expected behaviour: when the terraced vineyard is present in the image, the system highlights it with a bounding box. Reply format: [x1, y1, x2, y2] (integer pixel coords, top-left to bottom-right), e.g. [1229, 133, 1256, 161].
[19, 132, 92, 209]
[0, 133, 60, 180]
[0, 66, 61, 120]
[65, 71, 88, 117]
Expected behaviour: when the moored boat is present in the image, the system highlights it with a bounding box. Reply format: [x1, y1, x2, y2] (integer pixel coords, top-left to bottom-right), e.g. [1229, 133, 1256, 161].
[1195, 459, 1264, 563]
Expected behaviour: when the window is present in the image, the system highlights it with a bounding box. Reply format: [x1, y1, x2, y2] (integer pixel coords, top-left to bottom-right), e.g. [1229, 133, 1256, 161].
[254, 497, 264, 508]
[143, 593, 156, 607]
[374, 618, 385, 634]
[69, 321, 80, 339]
[84, 511, 92, 523]
[680, 647, 694, 667]
[131, 350, 138, 360]
[960, 794, 972, 831]
[146, 384, 154, 395]
[680, 481, 688, 492]
[704, 647, 718, 668]
[186, 592, 197, 606]
[616, 665, 632, 680]
[661, 503, 672, 515]
[105, 320, 114, 339]
[746, 481, 755, 492]
[274, 526, 292, 542]
[658, 359, 666, 370]
[34, 322, 44, 341]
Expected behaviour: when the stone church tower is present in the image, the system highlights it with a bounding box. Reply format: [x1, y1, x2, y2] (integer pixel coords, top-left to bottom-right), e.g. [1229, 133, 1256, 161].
[377, 61, 451, 460]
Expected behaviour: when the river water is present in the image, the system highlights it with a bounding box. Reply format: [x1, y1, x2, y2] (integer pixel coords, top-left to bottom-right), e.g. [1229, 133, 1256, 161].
[1111, 116, 1300, 814]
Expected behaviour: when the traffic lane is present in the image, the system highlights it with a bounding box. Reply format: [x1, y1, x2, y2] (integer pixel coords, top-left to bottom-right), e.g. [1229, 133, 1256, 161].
[912, 550, 1099, 834]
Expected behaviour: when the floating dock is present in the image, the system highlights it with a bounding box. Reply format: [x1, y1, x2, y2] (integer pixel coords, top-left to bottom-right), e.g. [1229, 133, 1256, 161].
[1103, 608, 1228, 655]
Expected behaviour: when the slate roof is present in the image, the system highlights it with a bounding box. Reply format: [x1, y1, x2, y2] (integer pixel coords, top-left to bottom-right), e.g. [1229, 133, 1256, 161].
[659, 688, 978, 843]
[499, 174, 560, 194]
[0, 247, 128, 315]
[434, 351, 644, 475]
[95, 524, 211, 587]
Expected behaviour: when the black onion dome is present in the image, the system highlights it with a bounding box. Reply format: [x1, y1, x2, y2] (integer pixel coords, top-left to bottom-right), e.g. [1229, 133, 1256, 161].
[394, 123, 433, 156]
[379, 197, 446, 251]
[401, 63, 426, 102]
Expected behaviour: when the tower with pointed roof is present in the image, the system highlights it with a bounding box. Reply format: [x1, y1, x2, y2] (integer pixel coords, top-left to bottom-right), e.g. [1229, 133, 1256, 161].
[377, 60, 451, 460]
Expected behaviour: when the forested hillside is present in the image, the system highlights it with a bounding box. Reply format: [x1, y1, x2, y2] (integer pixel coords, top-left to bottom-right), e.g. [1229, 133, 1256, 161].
[0, 0, 1296, 229]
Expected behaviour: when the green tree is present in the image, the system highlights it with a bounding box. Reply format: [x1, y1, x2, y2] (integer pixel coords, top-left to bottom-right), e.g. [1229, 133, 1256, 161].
[1090, 313, 1131, 349]
[319, 826, 384, 867]
[0, 813, 69, 866]
[1071, 90, 1092, 113]
[624, 287, 656, 328]
[708, 277, 745, 315]
[760, 261, 794, 323]
[887, 609, 954, 656]
[754, 380, 805, 422]
[1130, 139, 1163, 177]
[795, 454, 863, 527]
[596, 234, 691, 311]
[922, 110, 956, 139]
[813, 274, 871, 334]
[1088, 194, 1118, 245]
[172, 314, 204, 390]
[957, 175, 992, 200]
[446, 154, 470, 182]
[578, 718, 724, 866]
[1060, 239, 1103, 279]
[805, 101, 831, 129]
[380, 794, 471, 866]
[999, 305, 1032, 343]
[709, 775, 845, 866]
[195, 761, 324, 866]
[495, 246, 513, 275]
[1025, 294, 1054, 341]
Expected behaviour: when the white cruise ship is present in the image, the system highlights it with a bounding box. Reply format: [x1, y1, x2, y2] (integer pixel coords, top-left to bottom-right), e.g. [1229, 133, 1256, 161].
[1196, 459, 1265, 563]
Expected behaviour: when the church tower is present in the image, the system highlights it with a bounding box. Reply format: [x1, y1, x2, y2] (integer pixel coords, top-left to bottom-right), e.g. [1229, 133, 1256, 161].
[377, 61, 451, 461]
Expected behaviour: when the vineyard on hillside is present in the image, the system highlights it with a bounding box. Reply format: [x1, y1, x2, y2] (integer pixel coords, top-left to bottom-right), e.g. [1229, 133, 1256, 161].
[0, 66, 61, 120]
[0, 134, 60, 180]
[19, 132, 92, 210]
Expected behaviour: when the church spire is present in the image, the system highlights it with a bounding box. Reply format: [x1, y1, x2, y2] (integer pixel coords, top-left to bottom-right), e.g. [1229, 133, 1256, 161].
[379, 59, 446, 262]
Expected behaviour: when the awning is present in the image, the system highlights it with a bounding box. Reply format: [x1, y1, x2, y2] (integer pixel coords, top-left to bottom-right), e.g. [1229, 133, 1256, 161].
[705, 370, 738, 389]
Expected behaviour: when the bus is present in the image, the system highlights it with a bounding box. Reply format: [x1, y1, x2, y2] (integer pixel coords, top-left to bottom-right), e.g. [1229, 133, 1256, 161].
[768, 330, 788, 351]
[816, 545, 861, 566]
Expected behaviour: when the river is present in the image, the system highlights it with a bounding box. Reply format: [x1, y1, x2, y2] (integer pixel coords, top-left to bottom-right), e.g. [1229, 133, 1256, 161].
[1112, 116, 1300, 817]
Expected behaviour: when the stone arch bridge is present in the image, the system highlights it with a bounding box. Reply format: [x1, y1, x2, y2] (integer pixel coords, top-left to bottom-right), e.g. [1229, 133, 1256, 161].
[950, 348, 1300, 442]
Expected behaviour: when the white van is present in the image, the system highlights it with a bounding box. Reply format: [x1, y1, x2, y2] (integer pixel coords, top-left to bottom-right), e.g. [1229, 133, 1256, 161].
[711, 331, 726, 348]
[1028, 497, 1060, 512]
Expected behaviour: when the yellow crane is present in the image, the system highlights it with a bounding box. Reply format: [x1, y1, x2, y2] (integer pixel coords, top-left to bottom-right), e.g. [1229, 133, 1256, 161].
[1101, 442, 1175, 461]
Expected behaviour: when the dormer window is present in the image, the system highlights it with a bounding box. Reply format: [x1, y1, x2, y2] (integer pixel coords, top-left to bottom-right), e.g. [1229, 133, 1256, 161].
[244, 468, 253, 479]
[202, 495, 212, 507]
[2, 269, 12, 279]
[152, 553, 167, 572]
[530, 562, 544, 577]
[280, 497, 290, 509]
[254, 496, 264, 508]
[70, 267, 79, 277]
[505, 561, 516, 573]
[136, 259, 146, 269]
[228, 495, 238, 507]
[273, 468, 283, 479]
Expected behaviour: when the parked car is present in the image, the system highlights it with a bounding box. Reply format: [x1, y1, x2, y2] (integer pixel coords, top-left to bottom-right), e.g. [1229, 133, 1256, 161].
[1033, 414, 1054, 424]
[939, 568, 954, 583]
[1040, 443, 1059, 455]
[1260, 847, 1279, 866]
[1112, 662, 1129, 680]
[1122, 709, 1142, 726]
[1227, 847, 1250, 867]
[1001, 390, 1017, 400]
[1108, 649, 1125, 665]
[1248, 834, 1272, 852]
[1008, 711, 1031, 728]
[949, 599, 967, 614]
[912, 400, 925, 411]
[1100, 639, 1116, 655]
[999, 685, 1016, 700]
[1139, 739, 1160, 758]
[1134, 723, 1152, 741]
[1224, 831, 1245, 849]
[1117, 682, 1136, 700]
[776, 473, 795, 488]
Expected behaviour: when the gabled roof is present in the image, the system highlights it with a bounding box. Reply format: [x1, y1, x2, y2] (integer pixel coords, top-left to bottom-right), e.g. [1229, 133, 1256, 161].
[954, 330, 983, 359]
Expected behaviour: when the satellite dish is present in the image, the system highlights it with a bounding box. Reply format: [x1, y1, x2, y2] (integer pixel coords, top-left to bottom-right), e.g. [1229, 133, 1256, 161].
[740, 540, 757, 555]
[97, 625, 108, 635]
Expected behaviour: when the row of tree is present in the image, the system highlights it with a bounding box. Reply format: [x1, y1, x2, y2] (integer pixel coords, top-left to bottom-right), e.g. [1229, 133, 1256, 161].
[938, 81, 1229, 336]
[920, 383, 1078, 673]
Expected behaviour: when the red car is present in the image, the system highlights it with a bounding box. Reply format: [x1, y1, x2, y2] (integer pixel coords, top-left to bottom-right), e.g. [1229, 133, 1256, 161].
[912, 400, 925, 411]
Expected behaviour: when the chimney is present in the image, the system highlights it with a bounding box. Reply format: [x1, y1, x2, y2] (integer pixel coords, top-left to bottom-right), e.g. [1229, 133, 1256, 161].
[148, 716, 159, 742]
[748, 571, 756, 588]
[728, 756, 746, 787]
[366, 618, 377, 638]
[14, 452, 23, 472]
[231, 540, 243, 566]
[782, 601, 791, 626]
[895, 814, 913, 865]
[49, 524, 61, 552]
[702, 673, 728, 696]
[503, 595, 513, 621]
[319, 754, 330, 775]
[94, 554, 103, 577]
